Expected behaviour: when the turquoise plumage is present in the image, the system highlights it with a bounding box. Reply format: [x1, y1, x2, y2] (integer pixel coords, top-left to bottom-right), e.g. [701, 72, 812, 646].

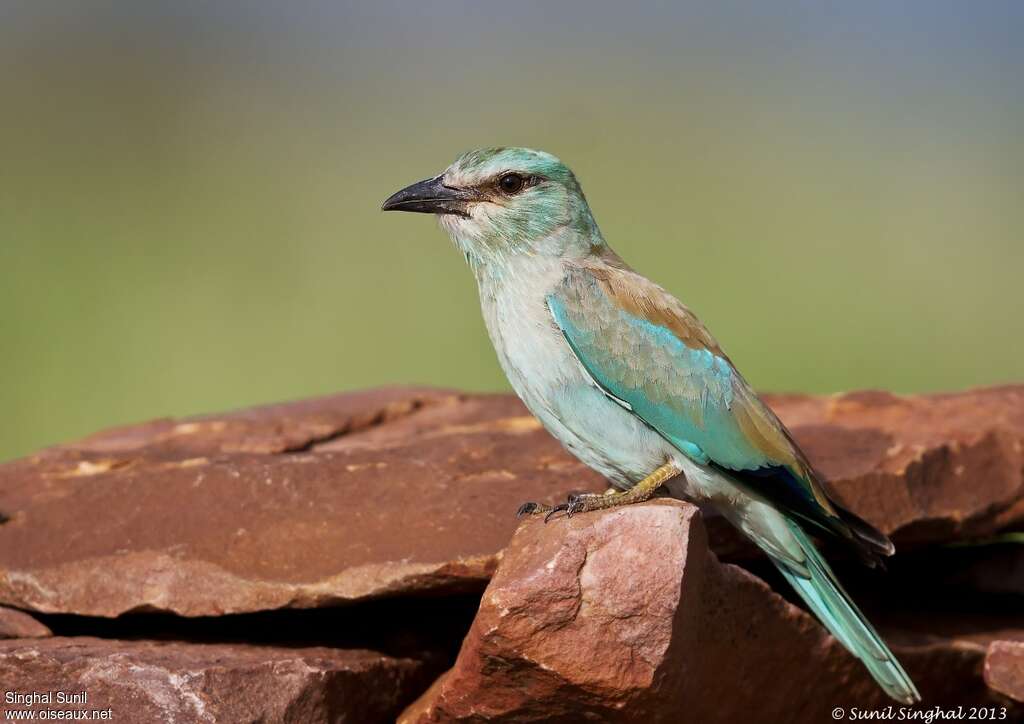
[548, 260, 917, 702]
[546, 263, 892, 555]
[778, 521, 917, 703]
[383, 146, 921, 704]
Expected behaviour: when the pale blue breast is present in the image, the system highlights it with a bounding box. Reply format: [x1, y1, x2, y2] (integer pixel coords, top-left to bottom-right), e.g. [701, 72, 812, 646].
[476, 259, 674, 486]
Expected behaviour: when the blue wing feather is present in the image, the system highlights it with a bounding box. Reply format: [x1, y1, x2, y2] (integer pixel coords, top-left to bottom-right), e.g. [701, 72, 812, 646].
[546, 267, 867, 543]
[548, 290, 772, 473]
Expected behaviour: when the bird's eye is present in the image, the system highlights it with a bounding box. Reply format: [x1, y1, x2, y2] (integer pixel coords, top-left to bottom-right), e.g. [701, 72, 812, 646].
[498, 173, 526, 195]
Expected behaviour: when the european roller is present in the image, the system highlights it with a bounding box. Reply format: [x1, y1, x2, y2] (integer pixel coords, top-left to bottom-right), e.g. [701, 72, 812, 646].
[383, 147, 920, 704]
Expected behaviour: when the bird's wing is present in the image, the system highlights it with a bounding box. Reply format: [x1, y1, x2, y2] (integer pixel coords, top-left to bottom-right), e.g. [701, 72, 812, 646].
[547, 262, 889, 555]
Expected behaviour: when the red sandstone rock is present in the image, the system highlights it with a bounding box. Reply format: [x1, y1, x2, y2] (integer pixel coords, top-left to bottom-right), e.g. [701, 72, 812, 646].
[400, 500, 1023, 723]
[986, 640, 1024, 703]
[0, 637, 433, 723]
[0, 605, 50, 638]
[0, 386, 1020, 618]
[764, 386, 1024, 548]
[0, 388, 603, 617]
[400, 500, 882, 723]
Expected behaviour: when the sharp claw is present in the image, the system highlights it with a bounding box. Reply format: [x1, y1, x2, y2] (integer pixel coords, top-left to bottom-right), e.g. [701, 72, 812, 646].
[516, 502, 539, 518]
[526, 491, 599, 523]
[544, 503, 569, 523]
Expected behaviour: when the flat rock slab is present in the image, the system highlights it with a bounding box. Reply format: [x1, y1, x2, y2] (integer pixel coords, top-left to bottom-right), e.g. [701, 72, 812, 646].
[0, 385, 1021, 617]
[0, 388, 603, 617]
[401, 500, 1023, 723]
[0, 637, 433, 723]
[763, 386, 1024, 546]
[0, 605, 51, 639]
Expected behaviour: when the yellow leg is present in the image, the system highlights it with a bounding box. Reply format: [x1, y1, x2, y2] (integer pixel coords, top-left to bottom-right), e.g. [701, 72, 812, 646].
[516, 462, 681, 521]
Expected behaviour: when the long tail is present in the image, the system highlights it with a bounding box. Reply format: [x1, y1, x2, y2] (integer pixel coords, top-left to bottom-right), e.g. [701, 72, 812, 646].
[767, 518, 920, 704]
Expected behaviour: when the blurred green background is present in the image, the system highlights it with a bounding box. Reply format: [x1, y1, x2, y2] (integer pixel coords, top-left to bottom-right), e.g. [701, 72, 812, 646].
[2, 2, 1022, 461]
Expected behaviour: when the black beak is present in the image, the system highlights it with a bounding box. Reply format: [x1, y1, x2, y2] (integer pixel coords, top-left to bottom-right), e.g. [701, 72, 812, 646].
[381, 176, 478, 218]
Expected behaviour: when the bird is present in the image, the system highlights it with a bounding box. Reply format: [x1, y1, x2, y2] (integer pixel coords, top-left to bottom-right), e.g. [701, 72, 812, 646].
[382, 147, 920, 704]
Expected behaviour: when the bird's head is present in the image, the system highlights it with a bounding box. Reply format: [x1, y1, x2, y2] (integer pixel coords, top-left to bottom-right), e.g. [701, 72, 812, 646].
[382, 147, 603, 266]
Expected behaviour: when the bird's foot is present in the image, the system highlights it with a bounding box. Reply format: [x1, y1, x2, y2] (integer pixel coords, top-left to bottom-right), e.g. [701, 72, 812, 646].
[516, 492, 620, 522]
[520, 462, 684, 523]
[515, 501, 554, 517]
[541, 492, 623, 522]
[517, 488, 602, 520]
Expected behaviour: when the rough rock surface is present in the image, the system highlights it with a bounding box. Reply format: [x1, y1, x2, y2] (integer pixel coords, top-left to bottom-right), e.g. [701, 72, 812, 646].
[401, 500, 878, 723]
[887, 625, 1024, 712]
[0, 388, 604, 617]
[762, 386, 1024, 547]
[0, 386, 1020, 619]
[986, 640, 1024, 703]
[0, 637, 433, 723]
[401, 499, 1022, 723]
[0, 605, 51, 638]
[0, 385, 1022, 722]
